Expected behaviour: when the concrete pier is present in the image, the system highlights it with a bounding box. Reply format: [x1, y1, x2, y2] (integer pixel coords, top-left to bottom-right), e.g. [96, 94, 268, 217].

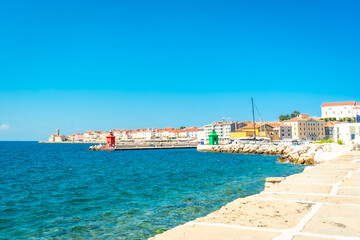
[89, 143, 198, 151]
[149, 152, 360, 240]
[113, 145, 197, 151]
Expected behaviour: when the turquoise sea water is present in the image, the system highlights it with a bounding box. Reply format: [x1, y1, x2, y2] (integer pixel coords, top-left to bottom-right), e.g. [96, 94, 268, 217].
[0, 142, 305, 239]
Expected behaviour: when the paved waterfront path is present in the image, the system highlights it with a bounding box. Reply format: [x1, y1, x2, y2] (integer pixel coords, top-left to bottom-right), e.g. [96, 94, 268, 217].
[149, 152, 360, 240]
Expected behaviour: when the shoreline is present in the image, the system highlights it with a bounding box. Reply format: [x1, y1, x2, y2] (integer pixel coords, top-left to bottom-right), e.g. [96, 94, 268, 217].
[38, 141, 98, 144]
[149, 149, 360, 240]
[197, 143, 351, 165]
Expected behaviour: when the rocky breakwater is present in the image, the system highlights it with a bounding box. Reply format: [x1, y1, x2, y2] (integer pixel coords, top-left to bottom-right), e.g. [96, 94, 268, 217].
[89, 144, 110, 151]
[197, 143, 353, 165]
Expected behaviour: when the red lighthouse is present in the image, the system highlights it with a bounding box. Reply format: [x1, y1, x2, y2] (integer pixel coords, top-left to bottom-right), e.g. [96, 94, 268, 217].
[106, 131, 116, 149]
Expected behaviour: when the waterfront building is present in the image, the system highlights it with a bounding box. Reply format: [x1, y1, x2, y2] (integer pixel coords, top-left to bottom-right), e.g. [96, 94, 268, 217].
[154, 130, 163, 139]
[324, 122, 338, 140]
[334, 123, 360, 144]
[74, 133, 83, 142]
[321, 101, 360, 120]
[48, 134, 56, 142]
[230, 123, 279, 141]
[268, 123, 292, 140]
[283, 114, 325, 141]
[204, 122, 236, 143]
[48, 133, 65, 142]
[133, 129, 153, 140]
[67, 134, 75, 142]
[177, 130, 187, 138]
[168, 129, 178, 139]
[160, 128, 176, 139]
[197, 127, 206, 143]
[99, 132, 107, 142]
[234, 121, 249, 130]
[48, 129, 66, 142]
[83, 130, 98, 142]
[123, 130, 132, 140]
[185, 128, 198, 139]
[112, 129, 123, 141]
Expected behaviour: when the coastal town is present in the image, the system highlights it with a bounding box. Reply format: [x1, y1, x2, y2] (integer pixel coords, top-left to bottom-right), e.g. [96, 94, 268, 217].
[4, 1, 360, 239]
[47, 101, 360, 146]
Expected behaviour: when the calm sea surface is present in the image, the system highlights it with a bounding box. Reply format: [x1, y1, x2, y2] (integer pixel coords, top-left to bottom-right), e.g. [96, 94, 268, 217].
[0, 142, 305, 239]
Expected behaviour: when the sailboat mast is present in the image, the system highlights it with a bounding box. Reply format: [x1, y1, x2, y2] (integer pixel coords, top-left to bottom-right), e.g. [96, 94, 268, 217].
[252, 97, 256, 140]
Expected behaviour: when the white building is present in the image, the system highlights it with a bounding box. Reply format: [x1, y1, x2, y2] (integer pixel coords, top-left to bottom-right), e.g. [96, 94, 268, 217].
[133, 129, 153, 140]
[178, 130, 188, 138]
[168, 130, 178, 139]
[321, 101, 360, 120]
[49, 134, 65, 142]
[83, 131, 98, 142]
[204, 122, 236, 143]
[334, 123, 360, 144]
[196, 127, 205, 143]
[186, 128, 198, 139]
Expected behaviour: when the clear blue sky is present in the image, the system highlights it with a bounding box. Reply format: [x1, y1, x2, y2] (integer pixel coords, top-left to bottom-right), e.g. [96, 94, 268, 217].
[1, 0, 359, 140]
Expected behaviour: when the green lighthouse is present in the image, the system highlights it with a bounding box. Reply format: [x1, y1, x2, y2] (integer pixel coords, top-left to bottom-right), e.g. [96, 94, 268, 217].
[208, 129, 219, 145]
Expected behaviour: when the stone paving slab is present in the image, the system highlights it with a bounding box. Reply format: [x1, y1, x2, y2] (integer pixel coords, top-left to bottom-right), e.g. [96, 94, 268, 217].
[255, 192, 360, 205]
[283, 175, 342, 184]
[195, 198, 312, 229]
[320, 165, 360, 170]
[292, 235, 335, 240]
[301, 204, 360, 237]
[340, 178, 360, 187]
[318, 161, 360, 166]
[297, 169, 349, 177]
[351, 172, 360, 178]
[148, 224, 281, 240]
[149, 152, 360, 240]
[264, 183, 332, 194]
[338, 187, 360, 197]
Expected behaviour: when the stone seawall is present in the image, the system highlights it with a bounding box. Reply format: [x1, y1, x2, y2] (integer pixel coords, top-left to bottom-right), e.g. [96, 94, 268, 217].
[197, 143, 355, 165]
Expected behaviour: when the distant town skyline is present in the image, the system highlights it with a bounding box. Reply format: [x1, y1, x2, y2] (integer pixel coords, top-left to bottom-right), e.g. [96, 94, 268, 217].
[1, 0, 360, 140]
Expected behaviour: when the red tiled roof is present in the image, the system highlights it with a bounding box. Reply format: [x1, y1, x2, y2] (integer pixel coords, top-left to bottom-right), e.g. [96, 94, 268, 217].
[213, 121, 233, 125]
[321, 101, 356, 107]
[238, 123, 268, 130]
[283, 117, 324, 122]
[268, 123, 290, 128]
[283, 117, 311, 122]
[325, 122, 345, 127]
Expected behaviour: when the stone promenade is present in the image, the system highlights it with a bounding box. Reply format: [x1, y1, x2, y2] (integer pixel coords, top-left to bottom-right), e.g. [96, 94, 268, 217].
[149, 152, 360, 240]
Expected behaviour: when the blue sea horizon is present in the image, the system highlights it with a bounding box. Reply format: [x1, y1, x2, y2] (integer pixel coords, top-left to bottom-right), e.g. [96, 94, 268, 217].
[0, 142, 305, 239]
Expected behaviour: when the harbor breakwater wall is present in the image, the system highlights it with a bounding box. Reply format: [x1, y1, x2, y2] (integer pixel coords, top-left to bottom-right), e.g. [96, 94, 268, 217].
[89, 143, 198, 151]
[197, 143, 360, 165]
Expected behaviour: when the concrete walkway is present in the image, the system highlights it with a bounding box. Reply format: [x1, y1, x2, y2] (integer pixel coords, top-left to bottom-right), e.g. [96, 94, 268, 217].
[149, 152, 360, 240]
